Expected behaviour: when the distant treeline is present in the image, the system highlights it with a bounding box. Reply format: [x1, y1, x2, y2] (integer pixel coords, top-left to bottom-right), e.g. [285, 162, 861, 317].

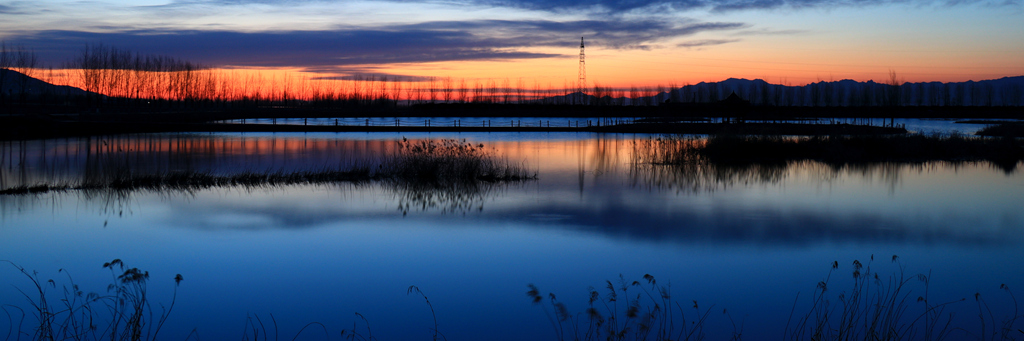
[2, 44, 1023, 114]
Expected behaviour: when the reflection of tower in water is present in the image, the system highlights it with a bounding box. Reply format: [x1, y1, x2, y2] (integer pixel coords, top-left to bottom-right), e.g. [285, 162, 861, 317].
[577, 138, 585, 198]
[575, 137, 623, 198]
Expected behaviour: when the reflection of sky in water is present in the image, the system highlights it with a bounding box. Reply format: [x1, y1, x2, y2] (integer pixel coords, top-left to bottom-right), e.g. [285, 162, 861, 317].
[1, 133, 1023, 340]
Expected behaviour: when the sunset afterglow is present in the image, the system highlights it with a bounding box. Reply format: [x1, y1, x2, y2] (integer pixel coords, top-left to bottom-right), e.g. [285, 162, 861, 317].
[2, 0, 1022, 88]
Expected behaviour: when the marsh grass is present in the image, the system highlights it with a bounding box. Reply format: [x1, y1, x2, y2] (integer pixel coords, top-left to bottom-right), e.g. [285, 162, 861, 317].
[527, 274, 735, 341]
[406, 286, 444, 341]
[339, 286, 446, 341]
[787, 255, 1023, 341]
[976, 123, 1024, 138]
[630, 137, 788, 193]
[698, 134, 1024, 170]
[5, 260, 1022, 341]
[1, 259, 182, 341]
[0, 139, 537, 212]
[531, 261, 1023, 341]
[0, 169, 374, 196]
[238, 314, 332, 341]
[631, 135, 1024, 189]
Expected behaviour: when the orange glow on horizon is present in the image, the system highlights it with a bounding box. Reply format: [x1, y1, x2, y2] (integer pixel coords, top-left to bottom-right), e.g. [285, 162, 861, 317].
[29, 48, 1024, 103]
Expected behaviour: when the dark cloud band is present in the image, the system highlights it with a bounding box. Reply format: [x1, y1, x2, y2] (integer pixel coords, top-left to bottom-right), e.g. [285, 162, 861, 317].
[4, 18, 745, 71]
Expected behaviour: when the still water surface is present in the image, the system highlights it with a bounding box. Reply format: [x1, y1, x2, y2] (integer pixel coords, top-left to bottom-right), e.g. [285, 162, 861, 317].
[1, 131, 1022, 340]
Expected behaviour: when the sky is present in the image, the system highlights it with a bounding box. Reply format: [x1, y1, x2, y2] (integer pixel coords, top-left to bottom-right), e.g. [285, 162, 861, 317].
[1, 0, 1022, 86]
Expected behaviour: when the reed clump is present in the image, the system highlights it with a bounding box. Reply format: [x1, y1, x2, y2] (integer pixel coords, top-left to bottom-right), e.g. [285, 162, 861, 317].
[381, 139, 536, 214]
[382, 137, 540, 212]
[383, 138, 534, 183]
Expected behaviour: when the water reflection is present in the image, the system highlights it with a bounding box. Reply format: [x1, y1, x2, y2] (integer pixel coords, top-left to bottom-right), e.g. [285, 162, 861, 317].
[2, 133, 1022, 245]
[0, 134, 396, 188]
[630, 158, 790, 193]
[388, 178, 511, 215]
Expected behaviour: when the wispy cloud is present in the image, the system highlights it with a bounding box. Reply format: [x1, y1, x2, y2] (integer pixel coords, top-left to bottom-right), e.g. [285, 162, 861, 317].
[677, 38, 740, 48]
[310, 74, 437, 82]
[731, 28, 808, 36]
[0, 2, 34, 15]
[399, 19, 746, 49]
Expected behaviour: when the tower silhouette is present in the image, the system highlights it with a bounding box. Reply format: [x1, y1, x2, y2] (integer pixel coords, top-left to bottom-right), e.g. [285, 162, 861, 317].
[577, 37, 586, 105]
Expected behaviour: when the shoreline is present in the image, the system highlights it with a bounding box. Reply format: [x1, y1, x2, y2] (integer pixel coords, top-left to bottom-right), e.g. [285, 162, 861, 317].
[2, 119, 908, 140]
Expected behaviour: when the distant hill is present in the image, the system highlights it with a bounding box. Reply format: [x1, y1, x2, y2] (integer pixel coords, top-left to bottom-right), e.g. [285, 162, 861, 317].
[567, 76, 1024, 107]
[0, 68, 94, 98]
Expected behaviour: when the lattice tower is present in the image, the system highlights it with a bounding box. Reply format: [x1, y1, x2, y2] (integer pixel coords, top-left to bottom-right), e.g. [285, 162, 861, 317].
[577, 37, 586, 105]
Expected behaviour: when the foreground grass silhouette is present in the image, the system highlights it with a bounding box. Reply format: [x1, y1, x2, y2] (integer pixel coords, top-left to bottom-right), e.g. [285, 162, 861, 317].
[3, 256, 1021, 340]
[527, 256, 1023, 341]
[1, 259, 183, 341]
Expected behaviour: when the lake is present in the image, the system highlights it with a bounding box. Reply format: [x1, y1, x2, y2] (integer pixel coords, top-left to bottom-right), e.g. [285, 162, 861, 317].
[1, 128, 1022, 340]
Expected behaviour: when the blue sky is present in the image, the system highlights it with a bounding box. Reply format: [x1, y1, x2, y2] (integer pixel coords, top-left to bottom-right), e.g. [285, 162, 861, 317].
[1, 0, 1022, 84]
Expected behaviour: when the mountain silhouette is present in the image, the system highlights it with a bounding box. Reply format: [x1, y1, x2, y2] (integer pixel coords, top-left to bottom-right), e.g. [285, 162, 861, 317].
[0, 69, 95, 98]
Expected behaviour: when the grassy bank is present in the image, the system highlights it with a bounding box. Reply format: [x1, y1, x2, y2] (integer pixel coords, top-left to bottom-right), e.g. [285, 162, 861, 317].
[0, 139, 536, 196]
[0, 119, 908, 140]
[637, 134, 1024, 170]
[976, 123, 1024, 137]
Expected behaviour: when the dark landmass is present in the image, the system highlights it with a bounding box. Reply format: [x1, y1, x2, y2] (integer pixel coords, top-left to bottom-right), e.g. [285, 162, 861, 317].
[955, 119, 1024, 124]
[0, 171, 372, 195]
[975, 123, 1024, 137]
[0, 139, 535, 196]
[638, 134, 1024, 172]
[1, 100, 1018, 140]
